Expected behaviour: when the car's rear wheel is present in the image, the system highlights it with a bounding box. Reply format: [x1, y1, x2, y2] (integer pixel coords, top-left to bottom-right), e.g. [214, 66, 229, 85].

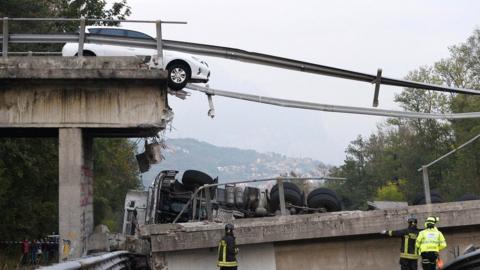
[167, 62, 191, 90]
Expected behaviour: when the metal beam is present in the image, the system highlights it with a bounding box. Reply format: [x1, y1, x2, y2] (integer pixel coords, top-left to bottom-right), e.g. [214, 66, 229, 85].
[186, 84, 480, 119]
[417, 133, 480, 171]
[165, 40, 480, 95]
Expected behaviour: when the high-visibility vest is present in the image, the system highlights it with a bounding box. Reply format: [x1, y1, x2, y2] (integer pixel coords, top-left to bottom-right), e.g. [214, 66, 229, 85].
[416, 227, 447, 253]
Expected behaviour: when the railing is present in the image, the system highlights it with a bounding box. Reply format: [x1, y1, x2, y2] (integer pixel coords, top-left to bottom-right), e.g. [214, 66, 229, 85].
[172, 176, 346, 223]
[0, 17, 186, 66]
[37, 251, 131, 270]
[1, 17, 480, 101]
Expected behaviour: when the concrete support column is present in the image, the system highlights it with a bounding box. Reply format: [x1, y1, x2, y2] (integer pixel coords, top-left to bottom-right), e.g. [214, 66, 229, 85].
[58, 128, 94, 260]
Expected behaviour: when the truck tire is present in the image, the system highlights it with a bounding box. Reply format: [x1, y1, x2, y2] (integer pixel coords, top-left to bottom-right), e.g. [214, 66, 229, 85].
[457, 194, 480, 201]
[307, 188, 341, 212]
[182, 170, 214, 190]
[269, 183, 303, 211]
[270, 182, 302, 194]
[412, 191, 443, 205]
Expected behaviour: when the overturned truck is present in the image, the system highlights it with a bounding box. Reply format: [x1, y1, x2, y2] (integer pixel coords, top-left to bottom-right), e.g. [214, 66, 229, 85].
[123, 170, 343, 234]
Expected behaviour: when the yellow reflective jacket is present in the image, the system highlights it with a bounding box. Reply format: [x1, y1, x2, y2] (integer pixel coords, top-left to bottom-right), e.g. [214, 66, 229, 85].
[415, 227, 447, 254]
[217, 235, 238, 267]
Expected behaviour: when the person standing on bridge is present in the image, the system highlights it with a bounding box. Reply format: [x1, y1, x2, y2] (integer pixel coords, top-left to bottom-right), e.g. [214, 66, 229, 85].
[416, 216, 447, 270]
[217, 223, 239, 270]
[381, 216, 420, 270]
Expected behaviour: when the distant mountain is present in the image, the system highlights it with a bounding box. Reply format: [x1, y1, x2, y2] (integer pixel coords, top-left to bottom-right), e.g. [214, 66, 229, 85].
[140, 138, 331, 187]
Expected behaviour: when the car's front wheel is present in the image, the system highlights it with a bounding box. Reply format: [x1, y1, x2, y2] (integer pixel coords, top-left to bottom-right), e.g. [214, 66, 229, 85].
[167, 62, 191, 90]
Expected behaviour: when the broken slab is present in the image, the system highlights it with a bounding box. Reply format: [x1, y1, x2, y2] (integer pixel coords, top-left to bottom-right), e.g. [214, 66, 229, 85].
[142, 200, 480, 252]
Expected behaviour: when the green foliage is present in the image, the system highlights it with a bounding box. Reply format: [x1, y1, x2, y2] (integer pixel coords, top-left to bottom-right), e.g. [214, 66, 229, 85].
[331, 28, 480, 207]
[0, 138, 140, 241]
[93, 138, 140, 230]
[0, 0, 131, 52]
[374, 180, 406, 201]
[0, 138, 58, 239]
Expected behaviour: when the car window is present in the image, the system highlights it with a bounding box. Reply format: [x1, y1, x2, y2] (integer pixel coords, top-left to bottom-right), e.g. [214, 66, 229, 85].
[97, 28, 127, 37]
[87, 28, 101, 34]
[125, 30, 154, 40]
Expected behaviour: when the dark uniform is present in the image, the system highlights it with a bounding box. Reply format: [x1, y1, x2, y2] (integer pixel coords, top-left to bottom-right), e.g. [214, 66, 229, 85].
[383, 217, 419, 270]
[217, 224, 238, 270]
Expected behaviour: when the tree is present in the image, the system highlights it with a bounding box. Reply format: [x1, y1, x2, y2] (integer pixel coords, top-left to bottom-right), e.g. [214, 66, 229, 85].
[330, 28, 480, 206]
[0, 0, 131, 52]
[93, 138, 140, 231]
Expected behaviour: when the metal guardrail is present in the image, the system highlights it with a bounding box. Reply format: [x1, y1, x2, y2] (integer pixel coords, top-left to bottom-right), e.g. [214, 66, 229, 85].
[186, 84, 480, 120]
[417, 133, 480, 205]
[37, 251, 131, 270]
[0, 17, 186, 66]
[1, 17, 480, 101]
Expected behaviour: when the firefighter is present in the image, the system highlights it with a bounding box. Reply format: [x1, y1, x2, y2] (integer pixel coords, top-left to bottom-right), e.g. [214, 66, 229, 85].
[381, 216, 420, 270]
[415, 216, 447, 270]
[217, 223, 238, 270]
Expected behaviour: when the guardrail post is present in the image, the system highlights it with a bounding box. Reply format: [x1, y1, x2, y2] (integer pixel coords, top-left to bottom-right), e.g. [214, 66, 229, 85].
[78, 17, 86, 56]
[2, 17, 8, 58]
[372, 68, 382, 107]
[155, 20, 163, 67]
[277, 179, 287, 216]
[422, 166, 432, 205]
[205, 186, 213, 222]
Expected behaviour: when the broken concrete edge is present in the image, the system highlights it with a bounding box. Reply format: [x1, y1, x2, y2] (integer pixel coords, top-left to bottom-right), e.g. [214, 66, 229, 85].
[141, 200, 480, 252]
[0, 56, 167, 79]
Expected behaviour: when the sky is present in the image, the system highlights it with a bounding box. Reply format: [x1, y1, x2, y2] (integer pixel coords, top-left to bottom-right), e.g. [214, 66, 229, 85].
[112, 0, 480, 165]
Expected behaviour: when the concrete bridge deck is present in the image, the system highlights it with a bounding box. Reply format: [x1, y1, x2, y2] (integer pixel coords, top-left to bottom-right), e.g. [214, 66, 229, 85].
[0, 56, 171, 260]
[0, 56, 169, 137]
[140, 201, 480, 270]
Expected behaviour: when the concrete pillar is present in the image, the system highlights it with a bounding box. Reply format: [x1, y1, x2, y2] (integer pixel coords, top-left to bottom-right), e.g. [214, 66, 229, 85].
[58, 128, 94, 260]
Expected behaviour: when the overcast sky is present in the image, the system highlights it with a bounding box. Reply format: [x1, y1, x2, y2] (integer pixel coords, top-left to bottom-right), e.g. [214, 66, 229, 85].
[114, 0, 480, 165]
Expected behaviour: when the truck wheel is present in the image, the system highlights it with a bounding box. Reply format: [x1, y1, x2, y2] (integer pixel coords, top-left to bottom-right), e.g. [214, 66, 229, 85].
[307, 188, 341, 212]
[182, 170, 214, 189]
[269, 183, 303, 212]
[457, 194, 480, 201]
[412, 191, 443, 205]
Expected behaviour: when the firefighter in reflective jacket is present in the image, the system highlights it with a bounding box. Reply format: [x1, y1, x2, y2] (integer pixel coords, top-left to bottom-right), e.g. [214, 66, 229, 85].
[217, 223, 238, 269]
[381, 216, 420, 270]
[416, 216, 447, 270]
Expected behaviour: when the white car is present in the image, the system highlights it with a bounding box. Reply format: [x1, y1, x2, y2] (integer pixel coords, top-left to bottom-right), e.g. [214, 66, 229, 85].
[62, 26, 210, 90]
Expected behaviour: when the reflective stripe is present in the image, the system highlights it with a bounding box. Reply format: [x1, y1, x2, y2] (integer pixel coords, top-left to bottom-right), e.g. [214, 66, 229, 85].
[222, 240, 226, 263]
[388, 230, 393, 237]
[404, 236, 409, 254]
[216, 239, 238, 267]
[218, 261, 238, 267]
[400, 253, 419, 259]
